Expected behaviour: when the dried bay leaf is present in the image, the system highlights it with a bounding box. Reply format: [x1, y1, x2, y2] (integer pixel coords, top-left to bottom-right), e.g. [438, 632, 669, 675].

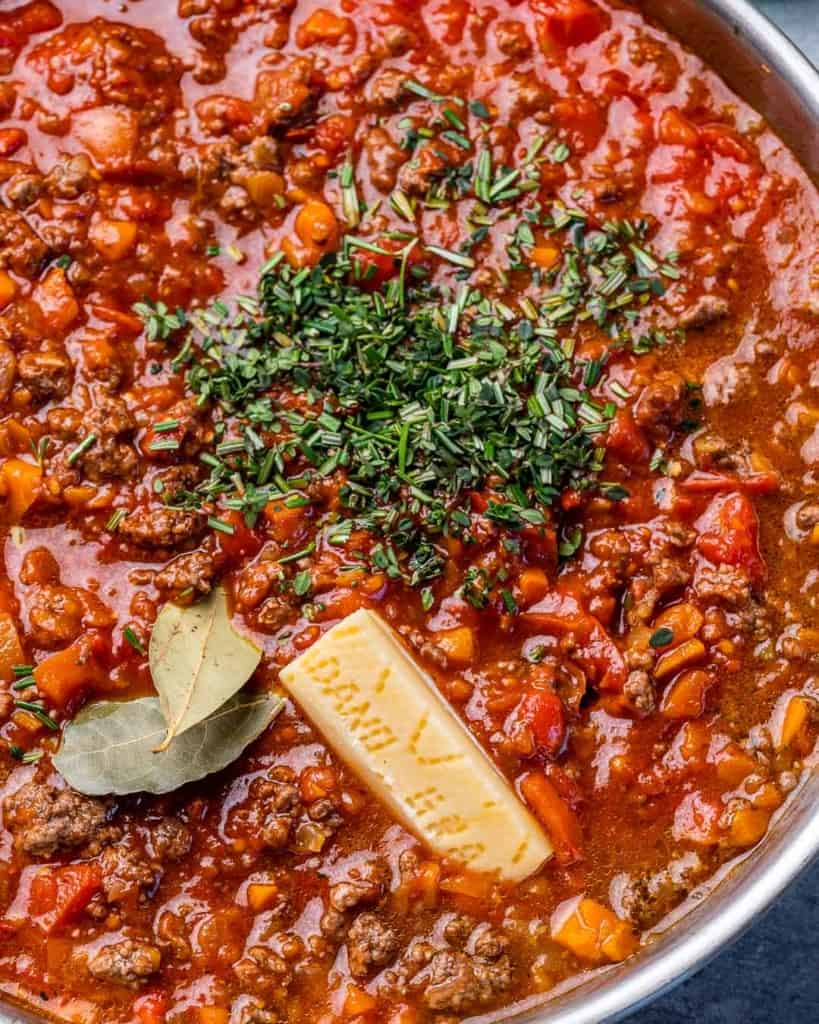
[53, 691, 282, 796]
[149, 586, 262, 750]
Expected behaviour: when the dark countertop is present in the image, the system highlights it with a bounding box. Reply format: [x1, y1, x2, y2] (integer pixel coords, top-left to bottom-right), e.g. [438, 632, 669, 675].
[631, 3, 819, 1021]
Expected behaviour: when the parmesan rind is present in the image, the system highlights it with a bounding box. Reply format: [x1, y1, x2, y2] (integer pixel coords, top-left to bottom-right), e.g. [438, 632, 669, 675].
[280, 608, 552, 881]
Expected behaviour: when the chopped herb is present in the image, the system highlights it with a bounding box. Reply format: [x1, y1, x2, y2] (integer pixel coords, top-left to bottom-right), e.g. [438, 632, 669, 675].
[207, 516, 235, 535]
[123, 626, 145, 654]
[603, 484, 630, 501]
[106, 508, 126, 532]
[67, 433, 97, 465]
[14, 701, 59, 731]
[292, 570, 312, 597]
[650, 627, 675, 648]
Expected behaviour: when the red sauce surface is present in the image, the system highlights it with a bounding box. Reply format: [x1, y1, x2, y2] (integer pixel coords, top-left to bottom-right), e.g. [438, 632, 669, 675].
[0, 1, 817, 1022]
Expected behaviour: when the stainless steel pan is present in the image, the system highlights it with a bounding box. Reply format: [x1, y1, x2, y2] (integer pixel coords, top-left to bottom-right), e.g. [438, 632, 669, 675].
[1, 2, 818, 1022]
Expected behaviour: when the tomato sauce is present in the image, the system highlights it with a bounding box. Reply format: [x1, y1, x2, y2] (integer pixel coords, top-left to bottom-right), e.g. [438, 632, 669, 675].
[0, 1, 817, 1021]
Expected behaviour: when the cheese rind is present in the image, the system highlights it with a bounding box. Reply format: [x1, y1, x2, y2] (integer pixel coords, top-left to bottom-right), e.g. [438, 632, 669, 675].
[280, 608, 552, 881]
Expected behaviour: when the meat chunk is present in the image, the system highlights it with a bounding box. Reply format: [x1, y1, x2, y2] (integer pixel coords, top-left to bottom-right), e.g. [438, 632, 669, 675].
[623, 669, 656, 717]
[679, 294, 730, 329]
[424, 948, 513, 1012]
[27, 583, 85, 648]
[148, 817, 192, 861]
[118, 507, 207, 548]
[397, 145, 447, 196]
[87, 939, 161, 987]
[494, 19, 532, 57]
[633, 371, 687, 441]
[45, 155, 95, 199]
[4, 780, 114, 858]
[0, 205, 49, 276]
[694, 564, 751, 607]
[346, 911, 398, 977]
[254, 58, 317, 130]
[365, 68, 406, 109]
[17, 349, 73, 403]
[364, 127, 405, 192]
[154, 548, 217, 595]
[99, 844, 157, 905]
[0, 342, 16, 402]
[233, 945, 292, 1001]
[328, 855, 389, 912]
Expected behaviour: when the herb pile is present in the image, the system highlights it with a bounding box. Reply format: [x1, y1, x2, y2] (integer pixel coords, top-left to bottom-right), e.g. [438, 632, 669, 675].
[138, 203, 677, 587]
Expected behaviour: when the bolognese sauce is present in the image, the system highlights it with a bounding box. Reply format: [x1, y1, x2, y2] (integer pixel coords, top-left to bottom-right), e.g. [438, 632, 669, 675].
[0, 1, 816, 1022]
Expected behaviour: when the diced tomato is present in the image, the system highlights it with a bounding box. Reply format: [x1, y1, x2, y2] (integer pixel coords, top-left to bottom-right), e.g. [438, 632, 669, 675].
[29, 863, 102, 934]
[606, 408, 650, 464]
[311, 114, 356, 158]
[134, 993, 168, 1024]
[514, 689, 566, 756]
[537, 0, 609, 48]
[523, 590, 627, 690]
[695, 491, 765, 586]
[520, 771, 583, 864]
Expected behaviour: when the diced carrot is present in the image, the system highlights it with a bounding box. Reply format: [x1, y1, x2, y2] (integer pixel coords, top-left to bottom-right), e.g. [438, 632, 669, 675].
[197, 1008, 229, 1024]
[660, 669, 708, 720]
[653, 603, 704, 644]
[540, 0, 609, 49]
[530, 245, 561, 269]
[654, 638, 706, 679]
[0, 270, 17, 310]
[551, 895, 637, 963]
[728, 806, 769, 847]
[29, 863, 102, 934]
[33, 267, 79, 331]
[264, 499, 305, 543]
[1, 457, 42, 523]
[89, 218, 138, 261]
[295, 200, 339, 250]
[435, 626, 476, 667]
[0, 127, 26, 157]
[343, 984, 377, 1016]
[386, 1005, 419, 1024]
[0, 612, 24, 682]
[33, 637, 102, 708]
[244, 170, 285, 207]
[771, 693, 811, 751]
[520, 771, 583, 865]
[246, 882, 279, 912]
[607, 407, 650, 463]
[518, 567, 550, 606]
[439, 870, 493, 901]
[713, 741, 757, 785]
[296, 9, 353, 47]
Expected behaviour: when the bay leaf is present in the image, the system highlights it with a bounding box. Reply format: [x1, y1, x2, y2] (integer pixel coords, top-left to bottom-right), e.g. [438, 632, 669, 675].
[53, 691, 282, 796]
[149, 586, 262, 750]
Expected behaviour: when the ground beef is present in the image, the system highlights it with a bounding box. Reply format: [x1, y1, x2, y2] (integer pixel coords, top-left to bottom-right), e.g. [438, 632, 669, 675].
[44, 154, 95, 199]
[694, 564, 752, 606]
[87, 939, 161, 987]
[17, 349, 73, 403]
[5, 172, 44, 209]
[0, 205, 49, 275]
[27, 583, 85, 648]
[364, 127, 405, 192]
[365, 67, 406, 108]
[346, 911, 398, 977]
[154, 548, 217, 595]
[796, 502, 819, 531]
[233, 946, 292, 1001]
[424, 948, 513, 1012]
[626, 556, 690, 626]
[153, 464, 202, 501]
[4, 779, 114, 858]
[74, 395, 139, 480]
[397, 145, 447, 196]
[98, 844, 158, 905]
[633, 371, 687, 441]
[623, 669, 656, 717]
[0, 342, 16, 402]
[494, 19, 532, 57]
[254, 57, 317, 130]
[328, 855, 389, 912]
[118, 507, 207, 548]
[679, 294, 730, 329]
[148, 817, 192, 861]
